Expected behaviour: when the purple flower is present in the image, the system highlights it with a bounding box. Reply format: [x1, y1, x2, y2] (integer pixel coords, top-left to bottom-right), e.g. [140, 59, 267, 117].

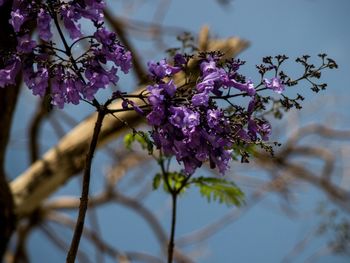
[9, 9, 25, 32]
[200, 59, 217, 74]
[65, 77, 81, 105]
[97, 40, 132, 74]
[94, 28, 116, 46]
[248, 119, 271, 141]
[169, 106, 188, 128]
[207, 109, 223, 129]
[84, 58, 119, 95]
[197, 70, 225, 92]
[258, 121, 272, 141]
[247, 97, 256, 115]
[37, 9, 53, 41]
[147, 59, 181, 79]
[111, 48, 132, 74]
[264, 77, 285, 94]
[192, 92, 209, 106]
[195, 145, 209, 162]
[122, 99, 144, 115]
[24, 66, 49, 97]
[0, 56, 21, 88]
[60, 5, 82, 40]
[51, 74, 66, 109]
[182, 157, 202, 175]
[79, 0, 105, 21]
[159, 79, 176, 97]
[147, 105, 165, 126]
[147, 85, 164, 106]
[16, 34, 36, 54]
[225, 79, 256, 96]
[174, 53, 186, 66]
[50, 68, 85, 108]
[210, 149, 232, 174]
[184, 109, 200, 128]
[169, 106, 199, 129]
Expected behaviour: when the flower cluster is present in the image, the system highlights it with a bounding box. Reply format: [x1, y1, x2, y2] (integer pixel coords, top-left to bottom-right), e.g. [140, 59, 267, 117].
[0, 0, 132, 108]
[145, 54, 281, 175]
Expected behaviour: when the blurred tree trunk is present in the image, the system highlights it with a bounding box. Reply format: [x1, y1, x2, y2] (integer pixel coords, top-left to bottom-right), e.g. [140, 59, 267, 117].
[0, 0, 19, 260]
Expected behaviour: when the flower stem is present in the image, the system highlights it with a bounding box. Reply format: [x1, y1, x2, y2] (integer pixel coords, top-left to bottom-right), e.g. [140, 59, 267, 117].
[66, 109, 106, 263]
[168, 192, 178, 263]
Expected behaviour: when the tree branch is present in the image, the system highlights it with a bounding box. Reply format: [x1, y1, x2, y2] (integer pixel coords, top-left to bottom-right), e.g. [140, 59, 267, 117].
[10, 31, 248, 220]
[0, 0, 21, 258]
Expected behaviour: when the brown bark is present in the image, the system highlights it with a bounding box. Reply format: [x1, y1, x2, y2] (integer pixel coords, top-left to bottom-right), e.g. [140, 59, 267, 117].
[0, 0, 19, 260]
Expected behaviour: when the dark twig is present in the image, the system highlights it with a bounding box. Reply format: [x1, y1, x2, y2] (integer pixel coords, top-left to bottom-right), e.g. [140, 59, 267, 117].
[66, 109, 106, 263]
[28, 75, 51, 163]
[168, 193, 177, 263]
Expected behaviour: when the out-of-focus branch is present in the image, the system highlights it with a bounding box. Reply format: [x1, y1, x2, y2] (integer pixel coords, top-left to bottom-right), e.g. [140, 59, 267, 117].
[281, 229, 318, 263]
[286, 124, 350, 146]
[304, 244, 336, 263]
[176, 174, 290, 246]
[273, 159, 350, 210]
[255, 124, 350, 211]
[104, 11, 148, 83]
[118, 18, 188, 39]
[40, 224, 92, 263]
[176, 124, 350, 247]
[48, 211, 164, 263]
[28, 97, 51, 163]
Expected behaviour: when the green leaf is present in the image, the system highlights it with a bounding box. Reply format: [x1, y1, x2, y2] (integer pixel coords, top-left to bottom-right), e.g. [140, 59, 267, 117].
[190, 177, 244, 206]
[152, 173, 162, 190]
[153, 171, 190, 194]
[123, 131, 154, 154]
[166, 172, 189, 193]
[123, 133, 135, 150]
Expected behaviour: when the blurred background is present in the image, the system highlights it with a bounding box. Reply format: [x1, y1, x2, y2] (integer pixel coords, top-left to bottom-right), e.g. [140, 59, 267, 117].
[5, 0, 350, 262]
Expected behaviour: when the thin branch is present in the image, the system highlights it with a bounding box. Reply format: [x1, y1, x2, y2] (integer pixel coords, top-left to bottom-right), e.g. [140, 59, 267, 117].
[66, 109, 106, 263]
[176, 174, 287, 246]
[13, 223, 31, 263]
[286, 124, 350, 147]
[255, 151, 350, 212]
[40, 224, 92, 263]
[46, 211, 163, 263]
[304, 244, 335, 263]
[28, 89, 51, 163]
[168, 193, 177, 263]
[281, 229, 318, 263]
